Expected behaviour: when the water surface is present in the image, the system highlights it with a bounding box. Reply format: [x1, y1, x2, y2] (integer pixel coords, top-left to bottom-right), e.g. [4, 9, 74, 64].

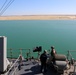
[0, 20, 76, 58]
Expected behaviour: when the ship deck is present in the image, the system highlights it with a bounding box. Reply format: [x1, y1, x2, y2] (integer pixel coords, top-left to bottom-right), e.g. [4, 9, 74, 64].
[1, 58, 76, 75]
[13, 59, 76, 75]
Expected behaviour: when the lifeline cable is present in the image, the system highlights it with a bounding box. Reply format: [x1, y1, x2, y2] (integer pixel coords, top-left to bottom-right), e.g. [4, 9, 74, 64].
[0, 0, 15, 16]
[0, 0, 7, 12]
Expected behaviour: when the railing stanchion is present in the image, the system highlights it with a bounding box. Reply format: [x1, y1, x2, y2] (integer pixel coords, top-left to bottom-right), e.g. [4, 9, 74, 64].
[10, 48, 12, 59]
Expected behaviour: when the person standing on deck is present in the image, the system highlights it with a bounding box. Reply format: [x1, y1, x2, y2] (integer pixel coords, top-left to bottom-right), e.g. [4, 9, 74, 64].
[40, 50, 47, 72]
[18, 55, 22, 70]
[51, 46, 57, 63]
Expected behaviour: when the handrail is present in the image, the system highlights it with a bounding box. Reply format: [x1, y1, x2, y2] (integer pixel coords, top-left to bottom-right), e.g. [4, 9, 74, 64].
[7, 48, 31, 59]
[6, 55, 20, 75]
[67, 50, 76, 57]
[67, 50, 76, 52]
[11, 67, 18, 75]
[7, 48, 30, 50]
[67, 50, 76, 65]
[67, 50, 73, 58]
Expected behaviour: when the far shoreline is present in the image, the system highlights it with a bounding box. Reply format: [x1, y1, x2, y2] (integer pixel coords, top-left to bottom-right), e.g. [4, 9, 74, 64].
[0, 15, 76, 20]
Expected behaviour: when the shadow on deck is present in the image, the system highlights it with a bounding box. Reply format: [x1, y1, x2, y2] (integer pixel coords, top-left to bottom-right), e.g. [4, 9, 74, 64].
[17, 60, 61, 75]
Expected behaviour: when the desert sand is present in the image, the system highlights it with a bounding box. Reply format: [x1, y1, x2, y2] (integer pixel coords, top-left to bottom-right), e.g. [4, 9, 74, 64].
[0, 15, 76, 20]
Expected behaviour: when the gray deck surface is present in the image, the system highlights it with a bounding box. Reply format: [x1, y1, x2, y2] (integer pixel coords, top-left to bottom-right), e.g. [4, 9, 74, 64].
[15, 59, 76, 75]
[16, 59, 60, 75]
[1, 59, 76, 75]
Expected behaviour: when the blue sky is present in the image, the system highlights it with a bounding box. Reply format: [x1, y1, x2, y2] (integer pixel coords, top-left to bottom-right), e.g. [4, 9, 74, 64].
[0, 0, 76, 16]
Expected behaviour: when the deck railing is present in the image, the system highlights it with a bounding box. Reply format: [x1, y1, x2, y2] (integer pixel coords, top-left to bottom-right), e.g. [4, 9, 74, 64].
[67, 50, 76, 66]
[6, 55, 23, 75]
[7, 48, 31, 59]
[7, 48, 43, 60]
[67, 50, 76, 60]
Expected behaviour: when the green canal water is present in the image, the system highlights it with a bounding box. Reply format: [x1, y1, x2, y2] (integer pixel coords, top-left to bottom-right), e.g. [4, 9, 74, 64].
[0, 20, 76, 58]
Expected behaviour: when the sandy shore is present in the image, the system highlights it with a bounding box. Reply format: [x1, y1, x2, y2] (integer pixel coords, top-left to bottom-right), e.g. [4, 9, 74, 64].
[0, 15, 76, 20]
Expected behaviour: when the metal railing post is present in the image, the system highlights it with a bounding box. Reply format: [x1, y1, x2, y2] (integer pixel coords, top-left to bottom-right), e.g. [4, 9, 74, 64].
[10, 48, 12, 59]
[20, 48, 22, 55]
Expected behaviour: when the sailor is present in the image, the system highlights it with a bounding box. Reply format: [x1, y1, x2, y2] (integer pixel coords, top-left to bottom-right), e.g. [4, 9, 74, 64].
[51, 46, 56, 56]
[18, 55, 22, 70]
[51, 46, 56, 63]
[40, 50, 47, 72]
[19, 55, 22, 63]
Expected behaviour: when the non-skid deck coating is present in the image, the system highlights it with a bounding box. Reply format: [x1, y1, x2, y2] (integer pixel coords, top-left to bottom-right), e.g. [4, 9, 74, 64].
[1, 59, 76, 75]
[16, 60, 59, 75]
[15, 59, 76, 75]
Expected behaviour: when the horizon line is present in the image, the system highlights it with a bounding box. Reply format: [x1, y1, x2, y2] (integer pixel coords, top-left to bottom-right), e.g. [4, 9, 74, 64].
[1, 14, 76, 17]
